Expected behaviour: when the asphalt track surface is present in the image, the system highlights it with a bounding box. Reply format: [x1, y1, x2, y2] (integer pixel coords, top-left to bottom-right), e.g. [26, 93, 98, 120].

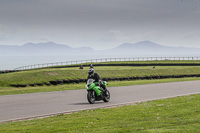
[0, 80, 200, 123]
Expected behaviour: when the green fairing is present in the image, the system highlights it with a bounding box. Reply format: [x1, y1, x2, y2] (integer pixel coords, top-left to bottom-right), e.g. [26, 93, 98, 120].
[87, 83, 101, 96]
[93, 86, 101, 96]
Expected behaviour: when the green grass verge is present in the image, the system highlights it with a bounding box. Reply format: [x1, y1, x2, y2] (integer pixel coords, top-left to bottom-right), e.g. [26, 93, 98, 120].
[0, 93, 199, 132]
[1, 66, 200, 87]
[53, 60, 200, 67]
[1, 77, 200, 96]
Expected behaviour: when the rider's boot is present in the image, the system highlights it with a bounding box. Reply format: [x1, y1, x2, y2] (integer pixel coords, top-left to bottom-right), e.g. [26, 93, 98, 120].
[100, 92, 104, 98]
[102, 86, 108, 96]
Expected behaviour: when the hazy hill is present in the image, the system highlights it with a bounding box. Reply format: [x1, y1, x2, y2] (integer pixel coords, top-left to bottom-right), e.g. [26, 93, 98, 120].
[115, 41, 166, 49]
[0, 41, 200, 56]
[0, 42, 94, 55]
[107, 41, 200, 55]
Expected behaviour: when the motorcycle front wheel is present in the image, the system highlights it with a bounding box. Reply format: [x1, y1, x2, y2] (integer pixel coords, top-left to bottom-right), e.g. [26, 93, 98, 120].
[87, 90, 95, 104]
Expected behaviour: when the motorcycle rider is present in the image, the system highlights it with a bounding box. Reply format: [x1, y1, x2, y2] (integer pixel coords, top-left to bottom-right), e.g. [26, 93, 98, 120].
[87, 65, 107, 93]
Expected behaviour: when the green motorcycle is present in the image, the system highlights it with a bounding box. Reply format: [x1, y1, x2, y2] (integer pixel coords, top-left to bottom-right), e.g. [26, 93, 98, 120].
[86, 78, 110, 104]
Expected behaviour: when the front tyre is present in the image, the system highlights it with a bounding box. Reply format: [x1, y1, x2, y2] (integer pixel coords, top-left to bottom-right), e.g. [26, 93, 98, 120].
[103, 90, 110, 102]
[87, 90, 95, 104]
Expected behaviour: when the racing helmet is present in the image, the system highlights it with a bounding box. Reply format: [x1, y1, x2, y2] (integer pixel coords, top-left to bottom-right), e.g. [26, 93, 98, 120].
[88, 68, 95, 75]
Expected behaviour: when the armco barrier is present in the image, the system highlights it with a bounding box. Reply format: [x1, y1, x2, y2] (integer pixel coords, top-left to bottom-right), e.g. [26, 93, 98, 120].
[9, 74, 200, 87]
[2, 62, 200, 75]
[13, 56, 200, 71]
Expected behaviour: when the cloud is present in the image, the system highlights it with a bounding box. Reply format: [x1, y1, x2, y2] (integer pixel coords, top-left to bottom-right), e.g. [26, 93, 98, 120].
[101, 30, 122, 42]
[0, 0, 200, 48]
[0, 24, 17, 43]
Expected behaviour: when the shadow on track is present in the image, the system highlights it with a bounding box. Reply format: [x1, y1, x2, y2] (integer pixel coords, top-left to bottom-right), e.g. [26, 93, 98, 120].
[70, 102, 105, 105]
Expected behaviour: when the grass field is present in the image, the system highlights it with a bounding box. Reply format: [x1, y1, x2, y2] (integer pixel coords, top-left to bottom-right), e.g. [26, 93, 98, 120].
[0, 93, 199, 132]
[1, 66, 200, 87]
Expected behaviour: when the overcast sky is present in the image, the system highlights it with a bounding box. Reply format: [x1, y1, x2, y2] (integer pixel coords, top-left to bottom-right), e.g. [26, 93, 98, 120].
[0, 0, 200, 50]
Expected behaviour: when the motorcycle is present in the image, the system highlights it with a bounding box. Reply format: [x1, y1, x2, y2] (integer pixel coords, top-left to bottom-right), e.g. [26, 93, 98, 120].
[85, 78, 110, 104]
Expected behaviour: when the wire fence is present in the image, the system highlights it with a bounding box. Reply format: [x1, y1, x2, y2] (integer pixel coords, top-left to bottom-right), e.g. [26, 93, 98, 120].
[13, 56, 200, 70]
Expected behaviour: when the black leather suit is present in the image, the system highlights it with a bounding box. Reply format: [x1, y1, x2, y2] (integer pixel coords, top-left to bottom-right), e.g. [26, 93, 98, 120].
[87, 73, 107, 90]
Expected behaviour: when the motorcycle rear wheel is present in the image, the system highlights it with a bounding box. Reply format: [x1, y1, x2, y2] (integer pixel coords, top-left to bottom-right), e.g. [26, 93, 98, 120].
[103, 90, 110, 102]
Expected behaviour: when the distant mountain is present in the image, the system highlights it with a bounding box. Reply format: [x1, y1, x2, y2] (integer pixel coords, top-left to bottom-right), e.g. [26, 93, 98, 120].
[0, 42, 95, 55]
[115, 41, 165, 49]
[107, 41, 200, 55]
[22, 42, 72, 49]
[1, 41, 200, 56]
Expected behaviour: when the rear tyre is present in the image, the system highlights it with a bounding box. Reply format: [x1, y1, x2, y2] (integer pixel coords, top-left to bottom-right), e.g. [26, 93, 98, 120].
[103, 90, 110, 102]
[87, 90, 95, 104]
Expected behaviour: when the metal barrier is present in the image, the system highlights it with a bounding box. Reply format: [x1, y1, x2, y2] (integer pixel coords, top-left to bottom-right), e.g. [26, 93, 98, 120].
[13, 57, 200, 70]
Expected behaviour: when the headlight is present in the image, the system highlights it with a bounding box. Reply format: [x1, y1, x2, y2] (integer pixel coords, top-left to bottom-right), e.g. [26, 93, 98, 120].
[85, 85, 88, 89]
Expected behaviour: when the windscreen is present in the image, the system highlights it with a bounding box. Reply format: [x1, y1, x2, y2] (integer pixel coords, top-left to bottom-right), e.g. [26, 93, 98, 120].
[87, 79, 94, 85]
